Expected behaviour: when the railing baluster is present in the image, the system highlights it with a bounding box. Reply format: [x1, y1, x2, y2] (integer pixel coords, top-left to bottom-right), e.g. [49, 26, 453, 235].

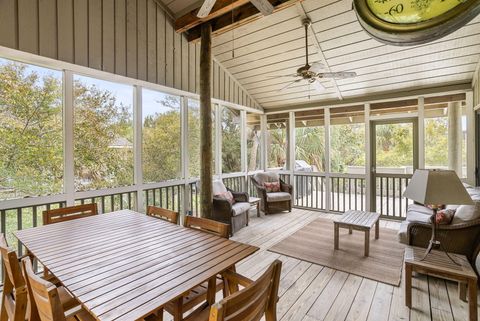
[17, 208, 22, 256]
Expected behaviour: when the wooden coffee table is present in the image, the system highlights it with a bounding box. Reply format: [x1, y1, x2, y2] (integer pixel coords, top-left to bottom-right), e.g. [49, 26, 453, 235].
[404, 246, 477, 321]
[334, 210, 381, 257]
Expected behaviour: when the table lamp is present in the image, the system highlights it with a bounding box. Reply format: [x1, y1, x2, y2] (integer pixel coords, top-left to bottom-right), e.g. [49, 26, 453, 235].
[403, 169, 473, 262]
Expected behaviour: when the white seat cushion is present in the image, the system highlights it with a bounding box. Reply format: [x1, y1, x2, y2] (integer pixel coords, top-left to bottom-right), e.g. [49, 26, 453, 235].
[407, 204, 433, 216]
[405, 211, 431, 224]
[267, 192, 291, 202]
[232, 202, 250, 216]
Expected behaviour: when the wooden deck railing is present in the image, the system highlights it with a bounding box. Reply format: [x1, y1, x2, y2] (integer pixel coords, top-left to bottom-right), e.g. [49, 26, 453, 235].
[375, 173, 412, 218]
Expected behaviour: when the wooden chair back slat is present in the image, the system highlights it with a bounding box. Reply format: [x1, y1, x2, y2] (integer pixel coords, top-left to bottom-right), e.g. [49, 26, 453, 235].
[0, 234, 27, 321]
[209, 260, 282, 321]
[43, 204, 98, 225]
[184, 216, 229, 239]
[21, 257, 66, 321]
[147, 206, 179, 224]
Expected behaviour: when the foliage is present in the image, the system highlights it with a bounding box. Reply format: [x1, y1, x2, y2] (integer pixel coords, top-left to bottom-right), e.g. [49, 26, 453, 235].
[73, 79, 134, 191]
[0, 63, 63, 198]
[267, 127, 287, 169]
[222, 108, 241, 173]
[143, 95, 181, 182]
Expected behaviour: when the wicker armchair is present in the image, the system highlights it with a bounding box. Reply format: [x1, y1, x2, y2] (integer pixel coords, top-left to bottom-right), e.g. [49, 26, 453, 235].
[251, 172, 293, 215]
[212, 180, 250, 235]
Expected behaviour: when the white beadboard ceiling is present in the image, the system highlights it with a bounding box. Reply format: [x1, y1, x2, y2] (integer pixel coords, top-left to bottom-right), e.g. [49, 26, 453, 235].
[162, 0, 480, 109]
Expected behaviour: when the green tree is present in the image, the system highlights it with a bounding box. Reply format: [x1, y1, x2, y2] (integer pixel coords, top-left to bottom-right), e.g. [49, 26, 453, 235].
[143, 95, 181, 182]
[73, 79, 134, 190]
[0, 63, 63, 198]
[222, 108, 241, 173]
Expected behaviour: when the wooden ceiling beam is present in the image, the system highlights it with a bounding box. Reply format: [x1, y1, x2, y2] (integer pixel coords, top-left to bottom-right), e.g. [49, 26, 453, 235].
[175, 0, 250, 34]
[184, 0, 301, 42]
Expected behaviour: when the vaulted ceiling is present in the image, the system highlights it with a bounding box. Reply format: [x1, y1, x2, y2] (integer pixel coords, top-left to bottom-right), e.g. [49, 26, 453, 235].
[162, 0, 480, 110]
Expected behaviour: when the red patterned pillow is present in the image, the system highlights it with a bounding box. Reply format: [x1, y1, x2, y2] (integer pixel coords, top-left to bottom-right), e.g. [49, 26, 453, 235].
[217, 191, 235, 205]
[434, 209, 455, 225]
[264, 181, 280, 193]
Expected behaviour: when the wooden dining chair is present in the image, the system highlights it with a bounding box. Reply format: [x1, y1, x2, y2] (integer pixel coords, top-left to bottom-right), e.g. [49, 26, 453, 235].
[41, 203, 98, 281]
[0, 234, 78, 321]
[21, 257, 95, 321]
[183, 216, 229, 239]
[147, 206, 179, 224]
[161, 217, 230, 321]
[43, 204, 98, 225]
[0, 234, 28, 321]
[184, 260, 282, 321]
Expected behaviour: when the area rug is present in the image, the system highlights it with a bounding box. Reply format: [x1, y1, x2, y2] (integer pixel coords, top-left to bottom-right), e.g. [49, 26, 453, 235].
[268, 218, 405, 286]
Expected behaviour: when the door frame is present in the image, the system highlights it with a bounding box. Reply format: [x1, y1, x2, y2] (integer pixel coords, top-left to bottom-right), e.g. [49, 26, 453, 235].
[369, 117, 419, 213]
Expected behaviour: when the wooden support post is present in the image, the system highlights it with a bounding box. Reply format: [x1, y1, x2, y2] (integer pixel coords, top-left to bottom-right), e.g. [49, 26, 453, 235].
[200, 23, 213, 219]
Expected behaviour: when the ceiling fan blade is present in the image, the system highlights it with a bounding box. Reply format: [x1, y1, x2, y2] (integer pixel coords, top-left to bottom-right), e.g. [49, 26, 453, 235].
[311, 79, 325, 92]
[265, 74, 298, 78]
[197, 0, 217, 18]
[319, 71, 357, 79]
[278, 78, 302, 92]
[309, 62, 325, 73]
[250, 0, 274, 15]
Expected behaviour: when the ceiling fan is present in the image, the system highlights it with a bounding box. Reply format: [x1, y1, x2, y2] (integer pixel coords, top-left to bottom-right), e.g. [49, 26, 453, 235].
[275, 18, 357, 93]
[197, 0, 274, 18]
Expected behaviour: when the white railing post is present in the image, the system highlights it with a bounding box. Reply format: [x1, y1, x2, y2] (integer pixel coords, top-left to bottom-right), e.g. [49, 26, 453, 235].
[181, 96, 190, 218]
[260, 114, 267, 171]
[288, 111, 295, 187]
[134, 85, 144, 212]
[240, 110, 248, 191]
[215, 104, 222, 178]
[63, 70, 75, 207]
[418, 97, 425, 169]
[467, 91, 475, 185]
[365, 103, 371, 212]
[324, 108, 331, 212]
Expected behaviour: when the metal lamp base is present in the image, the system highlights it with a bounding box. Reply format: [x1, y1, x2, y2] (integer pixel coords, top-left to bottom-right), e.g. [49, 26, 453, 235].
[419, 210, 460, 265]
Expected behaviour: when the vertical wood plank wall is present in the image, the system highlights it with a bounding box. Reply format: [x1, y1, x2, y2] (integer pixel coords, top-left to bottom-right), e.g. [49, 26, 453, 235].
[0, 0, 260, 110]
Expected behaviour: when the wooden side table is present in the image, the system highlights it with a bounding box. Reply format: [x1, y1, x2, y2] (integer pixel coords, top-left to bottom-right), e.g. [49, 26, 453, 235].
[334, 210, 380, 257]
[249, 197, 261, 217]
[404, 246, 478, 321]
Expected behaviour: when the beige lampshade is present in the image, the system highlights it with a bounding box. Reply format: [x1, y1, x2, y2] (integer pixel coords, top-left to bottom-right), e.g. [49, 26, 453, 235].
[403, 169, 473, 206]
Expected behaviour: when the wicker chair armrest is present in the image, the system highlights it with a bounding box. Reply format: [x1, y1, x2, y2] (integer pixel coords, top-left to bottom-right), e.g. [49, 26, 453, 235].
[228, 189, 249, 202]
[280, 179, 293, 194]
[212, 197, 233, 221]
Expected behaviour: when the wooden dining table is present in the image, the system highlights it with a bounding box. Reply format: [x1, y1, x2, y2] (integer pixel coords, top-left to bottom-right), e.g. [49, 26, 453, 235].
[14, 209, 259, 321]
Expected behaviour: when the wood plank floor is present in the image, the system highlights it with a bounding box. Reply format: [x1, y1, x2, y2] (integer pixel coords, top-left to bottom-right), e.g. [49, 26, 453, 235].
[165, 208, 479, 321]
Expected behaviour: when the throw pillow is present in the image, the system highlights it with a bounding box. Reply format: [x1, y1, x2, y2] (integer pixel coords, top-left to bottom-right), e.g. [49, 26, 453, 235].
[264, 181, 281, 193]
[434, 209, 455, 225]
[217, 191, 235, 205]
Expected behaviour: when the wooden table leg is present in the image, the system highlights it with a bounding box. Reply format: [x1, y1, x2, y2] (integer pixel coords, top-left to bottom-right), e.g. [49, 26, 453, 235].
[257, 202, 260, 217]
[468, 279, 477, 321]
[459, 282, 467, 301]
[171, 299, 182, 321]
[405, 263, 412, 308]
[364, 230, 370, 257]
[349, 227, 352, 234]
[375, 220, 379, 239]
[206, 276, 217, 305]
